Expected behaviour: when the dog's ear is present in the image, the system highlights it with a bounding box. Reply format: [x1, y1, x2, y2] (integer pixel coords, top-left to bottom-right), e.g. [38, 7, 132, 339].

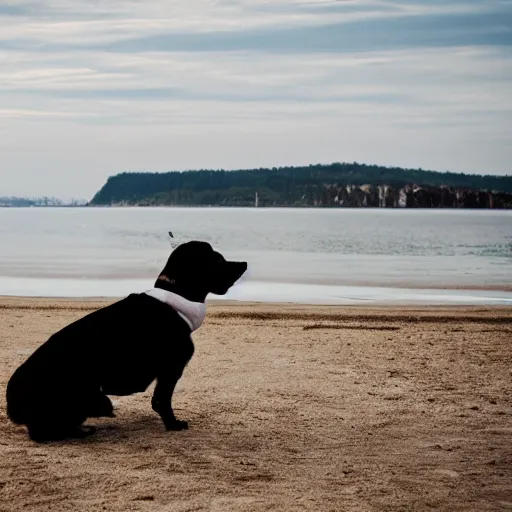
[160, 241, 214, 282]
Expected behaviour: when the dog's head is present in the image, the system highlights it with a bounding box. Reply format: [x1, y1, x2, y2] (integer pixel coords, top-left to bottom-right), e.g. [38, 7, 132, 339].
[157, 241, 247, 299]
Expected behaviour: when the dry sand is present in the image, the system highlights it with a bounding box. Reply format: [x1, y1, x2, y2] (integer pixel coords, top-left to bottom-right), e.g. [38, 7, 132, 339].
[0, 298, 511, 511]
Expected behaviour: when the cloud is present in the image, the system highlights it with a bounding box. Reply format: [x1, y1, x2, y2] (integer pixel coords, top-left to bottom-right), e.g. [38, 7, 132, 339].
[0, 0, 511, 196]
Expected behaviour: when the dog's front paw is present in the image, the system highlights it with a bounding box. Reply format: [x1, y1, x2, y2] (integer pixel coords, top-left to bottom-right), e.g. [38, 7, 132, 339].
[165, 419, 188, 431]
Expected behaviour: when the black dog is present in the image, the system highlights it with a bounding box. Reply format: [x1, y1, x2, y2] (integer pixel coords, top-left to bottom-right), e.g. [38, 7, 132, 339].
[6, 241, 247, 442]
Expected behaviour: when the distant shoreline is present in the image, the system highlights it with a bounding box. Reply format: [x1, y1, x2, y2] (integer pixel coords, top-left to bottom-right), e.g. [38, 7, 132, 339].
[3, 204, 512, 210]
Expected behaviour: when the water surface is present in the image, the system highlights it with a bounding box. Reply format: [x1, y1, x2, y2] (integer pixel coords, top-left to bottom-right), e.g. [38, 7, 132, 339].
[0, 207, 510, 304]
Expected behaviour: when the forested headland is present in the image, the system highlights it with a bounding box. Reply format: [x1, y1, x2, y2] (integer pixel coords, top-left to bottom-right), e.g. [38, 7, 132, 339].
[88, 162, 511, 208]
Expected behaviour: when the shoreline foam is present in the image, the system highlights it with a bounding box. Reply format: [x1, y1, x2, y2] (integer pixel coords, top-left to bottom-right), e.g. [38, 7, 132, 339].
[1, 276, 512, 306]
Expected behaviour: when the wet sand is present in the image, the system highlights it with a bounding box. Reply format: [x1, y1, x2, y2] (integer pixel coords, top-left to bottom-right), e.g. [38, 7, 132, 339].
[0, 298, 511, 511]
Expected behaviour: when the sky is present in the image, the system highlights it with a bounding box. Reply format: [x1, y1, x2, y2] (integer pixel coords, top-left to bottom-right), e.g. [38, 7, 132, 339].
[0, 0, 511, 199]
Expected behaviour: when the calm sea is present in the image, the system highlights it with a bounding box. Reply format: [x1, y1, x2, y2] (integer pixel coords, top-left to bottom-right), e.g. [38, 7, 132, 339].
[0, 207, 511, 305]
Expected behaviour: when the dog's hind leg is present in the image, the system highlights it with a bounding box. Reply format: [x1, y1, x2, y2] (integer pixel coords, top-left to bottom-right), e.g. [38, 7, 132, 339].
[26, 406, 91, 442]
[27, 422, 96, 443]
[87, 391, 115, 418]
[25, 393, 95, 442]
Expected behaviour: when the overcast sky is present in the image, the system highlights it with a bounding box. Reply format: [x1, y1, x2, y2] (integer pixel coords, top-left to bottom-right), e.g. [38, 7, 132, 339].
[1, 0, 511, 199]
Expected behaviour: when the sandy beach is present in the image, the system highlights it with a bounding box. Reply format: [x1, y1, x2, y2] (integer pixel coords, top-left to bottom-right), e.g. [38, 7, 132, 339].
[0, 298, 511, 511]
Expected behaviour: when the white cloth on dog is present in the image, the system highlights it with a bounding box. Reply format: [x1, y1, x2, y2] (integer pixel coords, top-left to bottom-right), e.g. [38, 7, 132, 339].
[144, 288, 206, 332]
